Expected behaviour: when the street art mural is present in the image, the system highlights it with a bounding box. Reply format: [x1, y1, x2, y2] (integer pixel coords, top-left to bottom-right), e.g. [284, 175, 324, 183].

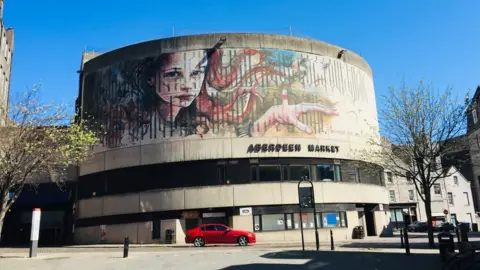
[83, 49, 376, 149]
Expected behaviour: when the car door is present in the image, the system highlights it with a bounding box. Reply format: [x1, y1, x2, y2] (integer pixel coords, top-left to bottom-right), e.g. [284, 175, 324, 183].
[215, 225, 233, 243]
[202, 225, 218, 244]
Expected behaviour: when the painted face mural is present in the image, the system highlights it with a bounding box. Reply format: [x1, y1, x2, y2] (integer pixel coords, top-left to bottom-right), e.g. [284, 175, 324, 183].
[156, 51, 205, 108]
[84, 48, 374, 149]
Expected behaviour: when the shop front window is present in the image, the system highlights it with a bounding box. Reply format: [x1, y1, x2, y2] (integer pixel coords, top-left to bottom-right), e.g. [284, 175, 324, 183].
[293, 213, 320, 229]
[254, 211, 347, 232]
[321, 212, 346, 228]
[260, 214, 286, 231]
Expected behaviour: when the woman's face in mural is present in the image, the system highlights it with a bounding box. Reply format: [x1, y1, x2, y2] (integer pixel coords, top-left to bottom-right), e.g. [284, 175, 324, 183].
[157, 52, 206, 107]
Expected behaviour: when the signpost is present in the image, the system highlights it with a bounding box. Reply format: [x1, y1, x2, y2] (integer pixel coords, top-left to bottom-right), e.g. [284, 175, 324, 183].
[29, 208, 41, 258]
[298, 176, 320, 251]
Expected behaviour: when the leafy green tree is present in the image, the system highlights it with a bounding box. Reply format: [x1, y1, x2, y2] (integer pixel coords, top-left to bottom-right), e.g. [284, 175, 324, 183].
[0, 86, 98, 242]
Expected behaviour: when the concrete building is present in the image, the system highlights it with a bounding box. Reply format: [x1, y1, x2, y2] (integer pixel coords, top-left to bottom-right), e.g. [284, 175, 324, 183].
[0, 0, 14, 126]
[74, 33, 391, 245]
[387, 166, 477, 229]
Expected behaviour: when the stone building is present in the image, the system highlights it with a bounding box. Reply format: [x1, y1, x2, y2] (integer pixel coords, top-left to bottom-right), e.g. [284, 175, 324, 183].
[0, 0, 14, 126]
[466, 85, 480, 219]
[387, 166, 477, 229]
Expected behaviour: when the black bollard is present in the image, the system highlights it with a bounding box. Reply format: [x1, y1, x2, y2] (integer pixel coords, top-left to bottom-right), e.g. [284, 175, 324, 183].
[403, 229, 411, 256]
[123, 237, 129, 258]
[400, 229, 404, 248]
[455, 227, 460, 243]
[330, 229, 335, 251]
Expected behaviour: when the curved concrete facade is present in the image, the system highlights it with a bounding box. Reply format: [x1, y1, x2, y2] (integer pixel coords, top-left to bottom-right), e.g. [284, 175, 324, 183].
[80, 33, 379, 175]
[76, 33, 390, 245]
[78, 182, 389, 219]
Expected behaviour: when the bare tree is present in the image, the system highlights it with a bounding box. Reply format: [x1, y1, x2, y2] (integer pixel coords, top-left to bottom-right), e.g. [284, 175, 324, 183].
[0, 85, 98, 242]
[355, 81, 469, 247]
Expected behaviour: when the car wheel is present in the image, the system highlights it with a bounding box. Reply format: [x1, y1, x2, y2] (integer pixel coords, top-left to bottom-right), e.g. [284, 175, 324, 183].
[238, 236, 249, 246]
[193, 237, 205, 247]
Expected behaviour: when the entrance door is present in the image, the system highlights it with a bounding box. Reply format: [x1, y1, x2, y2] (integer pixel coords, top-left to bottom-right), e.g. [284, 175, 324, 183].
[451, 214, 457, 224]
[364, 205, 377, 236]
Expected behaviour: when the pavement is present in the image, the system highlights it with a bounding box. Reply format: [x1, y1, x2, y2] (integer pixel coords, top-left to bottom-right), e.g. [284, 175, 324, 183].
[0, 246, 443, 270]
[0, 232, 478, 270]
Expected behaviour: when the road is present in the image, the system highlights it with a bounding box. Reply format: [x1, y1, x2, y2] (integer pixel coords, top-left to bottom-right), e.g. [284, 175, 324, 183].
[1, 232, 478, 270]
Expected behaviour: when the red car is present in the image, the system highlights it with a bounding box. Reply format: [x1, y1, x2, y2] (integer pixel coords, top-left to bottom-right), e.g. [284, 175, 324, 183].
[185, 224, 256, 247]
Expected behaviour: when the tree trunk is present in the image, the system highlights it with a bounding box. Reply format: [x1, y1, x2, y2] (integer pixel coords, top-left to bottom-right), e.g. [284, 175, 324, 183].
[424, 189, 435, 247]
[0, 190, 10, 243]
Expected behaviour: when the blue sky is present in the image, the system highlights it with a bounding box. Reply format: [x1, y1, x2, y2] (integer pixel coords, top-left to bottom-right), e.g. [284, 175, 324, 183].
[4, 0, 479, 114]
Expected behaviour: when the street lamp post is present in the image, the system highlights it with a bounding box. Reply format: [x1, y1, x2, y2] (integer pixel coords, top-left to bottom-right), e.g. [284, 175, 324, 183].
[298, 176, 320, 251]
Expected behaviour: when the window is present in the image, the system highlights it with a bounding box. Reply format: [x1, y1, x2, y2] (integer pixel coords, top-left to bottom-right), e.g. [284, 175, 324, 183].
[390, 209, 404, 222]
[387, 172, 393, 183]
[354, 167, 360, 182]
[285, 214, 294, 229]
[258, 165, 282, 181]
[321, 212, 347, 228]
[406, 172, 413, 184]
[251, 166, 258, 181]
[215, 225, 228, 231]
[473, 108, 478, 124]
[448, 192, 454, 205]
[420, 185, 425, 194]
[453, 176, 458, 186]
[464, 192, 470, 206]
[316, 164, 341, 181]
[253, 215, 261, 231]
[217, 165, 225, 184]
[408, 190, 414, 201]
[434, 184, 441, 195]
[202, 225, 216, 231]
[260, 214, 286, 231]
[378, 170, 384, 185]
[293, 213, 319, 229]
[289, 165, 310, 180]
[254, 212, 347, 231]
[389, 190, 396, 202]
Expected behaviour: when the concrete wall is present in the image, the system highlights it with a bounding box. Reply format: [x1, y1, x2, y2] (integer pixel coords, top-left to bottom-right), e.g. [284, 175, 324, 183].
[78, 182, 389, 219]
[75, 219, 186, 245]
[75, 209, 387, 244]
[79, 33, 380, 176]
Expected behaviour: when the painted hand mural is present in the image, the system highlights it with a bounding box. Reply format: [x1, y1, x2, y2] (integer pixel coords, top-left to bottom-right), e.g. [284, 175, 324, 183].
[84, 48, 371, 149]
